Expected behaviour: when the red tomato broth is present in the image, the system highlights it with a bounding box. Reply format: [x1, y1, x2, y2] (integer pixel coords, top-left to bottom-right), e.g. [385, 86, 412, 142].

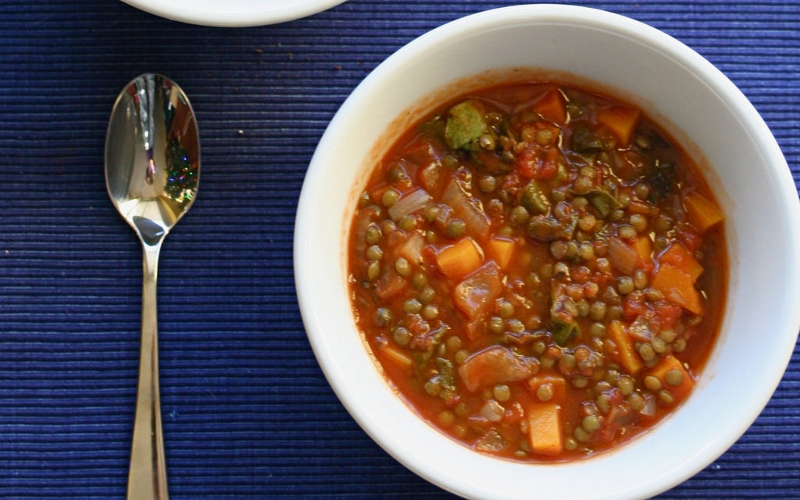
[348, 81, 727, 462]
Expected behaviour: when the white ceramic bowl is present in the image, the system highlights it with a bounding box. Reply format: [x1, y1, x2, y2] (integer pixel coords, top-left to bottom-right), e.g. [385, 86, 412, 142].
[294, 5, 800, 499]
[121, 0, 346, 27]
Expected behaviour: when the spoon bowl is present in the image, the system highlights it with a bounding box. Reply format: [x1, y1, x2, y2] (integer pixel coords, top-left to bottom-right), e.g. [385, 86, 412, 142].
[105, 73, 200, 500]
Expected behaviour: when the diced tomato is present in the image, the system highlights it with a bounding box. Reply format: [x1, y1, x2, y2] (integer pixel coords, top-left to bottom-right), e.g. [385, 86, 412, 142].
[400, 136, 437, 166]
[652, 300, 683, 330]
[503, 401, 525, 426]
[375, 273, 408, 300]
[515, 146, 558, 180]
[501, 171, 523, 192]
[675, 227, 703, 254]
[622, 296, 649, 320]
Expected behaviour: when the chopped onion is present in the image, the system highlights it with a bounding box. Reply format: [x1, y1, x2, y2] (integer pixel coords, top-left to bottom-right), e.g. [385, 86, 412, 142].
[608, 237, 639, 276]
[442, 177, 490, 239]
[474, 429, 505, 452]
[397, 232, 425, 265]
[479, 399, 505, 423]
[353, 206, 380, 257]
[388, 188, 432, 221]
[639, 395, 657, 417]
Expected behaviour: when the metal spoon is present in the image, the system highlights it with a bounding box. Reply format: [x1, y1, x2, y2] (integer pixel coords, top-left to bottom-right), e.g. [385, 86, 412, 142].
[105, 73, 200, 500]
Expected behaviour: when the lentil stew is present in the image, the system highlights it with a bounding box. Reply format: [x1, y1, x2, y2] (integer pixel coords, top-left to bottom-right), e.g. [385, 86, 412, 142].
[348, 82, 727, 461]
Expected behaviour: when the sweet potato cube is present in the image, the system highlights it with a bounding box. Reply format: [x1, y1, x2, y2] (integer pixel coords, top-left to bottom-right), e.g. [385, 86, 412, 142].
[651, 263, 703, 315]
[533, 88, 567, 125]
[527, 403, 564, 456]
[683, 191, 724, 233]
[436, 237, 484, 280]
[647, 355, 695, 401]
[659, 243, 703, 282]
[596, 105, 640, 146]
[487, 237, 516, 270]
[526, 373, 568, 403]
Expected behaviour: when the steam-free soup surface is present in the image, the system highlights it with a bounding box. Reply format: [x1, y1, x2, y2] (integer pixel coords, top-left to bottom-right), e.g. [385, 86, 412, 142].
[348, 82, 726, 461]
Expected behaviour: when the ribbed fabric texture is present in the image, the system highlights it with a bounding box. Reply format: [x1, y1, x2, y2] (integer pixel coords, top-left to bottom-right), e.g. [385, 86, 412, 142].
[0, 0, 798, 497]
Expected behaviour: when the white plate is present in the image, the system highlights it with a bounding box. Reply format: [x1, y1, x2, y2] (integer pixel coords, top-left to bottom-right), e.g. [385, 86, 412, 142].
[121, 0, 347, 27]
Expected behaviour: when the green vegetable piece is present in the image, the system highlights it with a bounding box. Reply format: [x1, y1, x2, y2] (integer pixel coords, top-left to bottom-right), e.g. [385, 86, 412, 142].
[445, 100, 488, 150]
[551, 316, 580, 346]
[527, 214, 578, 242]
[571, 124, 604, 153]
[586, 189, 622, 218]
[550, 282, 581, 346]
[435, 357, 457, 391]
[521, 180, 551, 215]
[421, 117, 446, 140]
[554, 158, 569, 184]
[644, 160, 676, 203]
[410, 325, 449, 351]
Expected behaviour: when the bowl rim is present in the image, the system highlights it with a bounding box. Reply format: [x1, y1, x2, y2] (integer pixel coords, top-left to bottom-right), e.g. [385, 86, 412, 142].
[295, 4, 800, 499]
[120, 0, 347, 27]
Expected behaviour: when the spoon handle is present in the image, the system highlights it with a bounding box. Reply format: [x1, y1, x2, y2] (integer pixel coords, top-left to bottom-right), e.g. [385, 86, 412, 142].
[128, 242, 169, 500]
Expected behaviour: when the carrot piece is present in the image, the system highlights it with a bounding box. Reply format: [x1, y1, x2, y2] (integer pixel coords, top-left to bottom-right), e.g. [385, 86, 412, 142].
[487, 237, 515, 270]
[527, 403, 564, 456]
[683, 191, 724, 233]
[659, 243, 703, 282]
[607, 320, 644, 375]
[532, 88, 567, 125]
[647, 355, 695, 401]
[379, 345, 413, 369]
[627, 199, 655, 216]
[435, 237, 484, 280]
[596, 105, 640, 146]
[632, 236, 654, 273]
[526, 373, 568, 403]
[651, 263, 703, 315]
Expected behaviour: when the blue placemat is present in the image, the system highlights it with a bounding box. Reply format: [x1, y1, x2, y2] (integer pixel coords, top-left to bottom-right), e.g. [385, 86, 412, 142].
[0, 0, 798, 497]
